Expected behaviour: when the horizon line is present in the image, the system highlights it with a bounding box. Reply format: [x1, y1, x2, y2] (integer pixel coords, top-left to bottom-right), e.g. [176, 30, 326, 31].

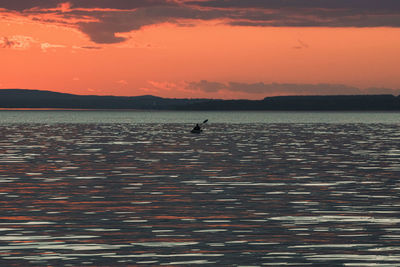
[0, 88, 398, 100]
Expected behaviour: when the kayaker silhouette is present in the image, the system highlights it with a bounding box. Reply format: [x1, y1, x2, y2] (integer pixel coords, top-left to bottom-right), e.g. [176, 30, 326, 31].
[191, 120, 207, 133]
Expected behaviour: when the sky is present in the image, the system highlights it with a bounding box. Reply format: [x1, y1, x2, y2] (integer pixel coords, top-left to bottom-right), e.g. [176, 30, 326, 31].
[1, 0, 400, 99]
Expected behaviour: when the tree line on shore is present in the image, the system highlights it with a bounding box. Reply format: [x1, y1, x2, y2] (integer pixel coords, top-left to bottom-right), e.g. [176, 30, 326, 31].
[1, 89, 399, 110]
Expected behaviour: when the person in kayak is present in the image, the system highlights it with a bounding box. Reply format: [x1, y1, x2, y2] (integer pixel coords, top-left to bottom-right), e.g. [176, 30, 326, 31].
[193, 123, 201, 131]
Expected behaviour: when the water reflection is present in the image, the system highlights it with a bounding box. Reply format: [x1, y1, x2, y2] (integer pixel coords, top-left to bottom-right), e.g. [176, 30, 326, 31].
[0, 123, 399, 265]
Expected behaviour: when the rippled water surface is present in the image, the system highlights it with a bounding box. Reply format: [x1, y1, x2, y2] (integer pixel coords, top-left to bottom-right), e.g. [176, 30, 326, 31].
[0, 121, 399, 266]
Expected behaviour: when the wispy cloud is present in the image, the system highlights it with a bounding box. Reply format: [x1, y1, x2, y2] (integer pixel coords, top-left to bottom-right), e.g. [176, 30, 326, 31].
[72, 45, 103, 50]
[2, 0, 400, 44]
[41, 42, 66, 52]
[0, 35, 68, 52]
[0, 35, 34, 49]
[187, 80, 226, 92]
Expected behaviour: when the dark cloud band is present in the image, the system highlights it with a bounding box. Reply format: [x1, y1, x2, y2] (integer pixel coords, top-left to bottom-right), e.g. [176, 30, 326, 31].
[186, 0, 400, 11]
[0, 0, 171, 11]
[187, 80, 400, 96]
[1, 0, 400, 44]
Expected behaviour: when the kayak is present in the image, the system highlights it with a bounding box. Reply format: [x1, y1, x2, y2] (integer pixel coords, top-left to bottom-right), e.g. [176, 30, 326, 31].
[191, 129, 202, 134]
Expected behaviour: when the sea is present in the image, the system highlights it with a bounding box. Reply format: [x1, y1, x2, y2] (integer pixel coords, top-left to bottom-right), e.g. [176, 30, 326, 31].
[0, 111, 399, 266]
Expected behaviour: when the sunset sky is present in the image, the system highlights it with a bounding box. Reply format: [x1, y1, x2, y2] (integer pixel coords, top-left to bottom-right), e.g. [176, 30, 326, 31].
[1, 0, 400, 99]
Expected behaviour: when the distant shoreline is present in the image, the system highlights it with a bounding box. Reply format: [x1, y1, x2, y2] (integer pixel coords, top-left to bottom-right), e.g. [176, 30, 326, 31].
[0, 89, 399, 111]
[0, 109, 399, 113]
[0, 108, 142, 111]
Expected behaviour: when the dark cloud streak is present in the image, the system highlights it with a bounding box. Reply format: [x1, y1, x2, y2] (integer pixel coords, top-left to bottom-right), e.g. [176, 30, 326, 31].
[2, 0, 400, 44]
[187, 80, 400, 96]
[0, 0, 58, 11]
[186, 0, 400, 11]
[0, 0, 171, 11]
[77, 6, 225, 43]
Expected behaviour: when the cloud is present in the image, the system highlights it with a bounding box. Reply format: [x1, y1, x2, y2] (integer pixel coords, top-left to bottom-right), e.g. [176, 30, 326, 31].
[0, 1, 58, 11]
[81, 46, 102, 49]
[186, 80, 400, 96]
[0, 0, 171, 11]
[41, 42, 66, 51]
[2, 0, 400, 44]
[361, 87, 400, 95]
[187, 80, 226, 92]
[0, 35, 68, 52]
[185, 0, 400, 10]
[72, 45, 103, 50]
[227, 82, 363, 95]
[147, 80, 183, 92]
[0, 36, 67, 51]
[0, 37, 14, 48]
[0, 35, 34, 49]
[76, 5, 223, 43]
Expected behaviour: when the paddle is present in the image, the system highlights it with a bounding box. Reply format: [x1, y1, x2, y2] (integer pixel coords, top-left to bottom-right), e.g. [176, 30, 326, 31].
[199, 119, 208, 131]
[200, 119, 208, 129]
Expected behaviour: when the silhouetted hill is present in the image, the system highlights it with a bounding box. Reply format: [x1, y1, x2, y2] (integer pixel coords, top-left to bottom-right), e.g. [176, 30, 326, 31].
[0, 89, 213, 109]
[0, 89, 399, 110]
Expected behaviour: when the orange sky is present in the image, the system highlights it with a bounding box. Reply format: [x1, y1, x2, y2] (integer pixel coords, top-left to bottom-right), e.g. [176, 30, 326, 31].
[1, 1, 400, 99]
